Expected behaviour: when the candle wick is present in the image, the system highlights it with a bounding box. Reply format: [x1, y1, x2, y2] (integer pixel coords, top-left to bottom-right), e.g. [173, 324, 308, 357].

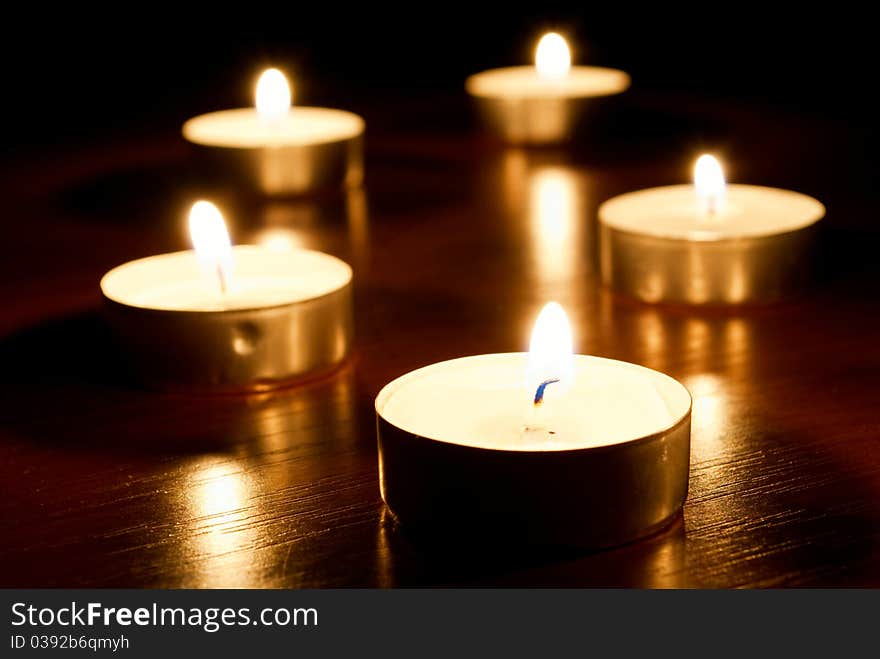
[706, 195, 718, 217]
[216, 264, 228, 297]
[524, 378, 561, 440]
[533, 378, 560, 406]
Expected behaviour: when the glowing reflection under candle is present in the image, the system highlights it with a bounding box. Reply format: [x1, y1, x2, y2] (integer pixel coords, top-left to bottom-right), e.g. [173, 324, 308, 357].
[185, 459, 259, 588]
[529, 167, 583, 286]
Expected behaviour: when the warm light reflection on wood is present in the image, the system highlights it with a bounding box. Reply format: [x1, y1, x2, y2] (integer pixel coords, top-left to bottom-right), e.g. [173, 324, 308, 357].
[186, 459, 258, 588]
[158, 370, 361, 588]
[345, 186, 370, 272]
[490, 150, 594, 295]
[685, 373, 728, 459]
[529, 168, 580, 284]
[598, 300, 757, 474]
[250, 186, 369, 271]
[254, 226, 306, 251]
[635, 310, 667, 368]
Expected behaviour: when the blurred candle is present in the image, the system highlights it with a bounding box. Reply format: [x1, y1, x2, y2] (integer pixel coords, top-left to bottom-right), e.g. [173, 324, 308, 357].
[599, 154, 826, 304]
[465, 32, 630, 144]
[183, 68, 364, 196]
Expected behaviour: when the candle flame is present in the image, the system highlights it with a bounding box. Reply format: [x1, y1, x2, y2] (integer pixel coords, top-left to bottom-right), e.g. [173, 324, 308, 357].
[535, 32, 571, 78]
[188, 200, 233, 295]
[256, 68, 292, 119]
[694, 154, 725, 214]
[527, 302, 574, 401]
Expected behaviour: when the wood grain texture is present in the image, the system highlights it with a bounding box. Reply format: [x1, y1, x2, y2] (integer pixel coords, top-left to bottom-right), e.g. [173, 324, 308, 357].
[0, 91, 878, 587]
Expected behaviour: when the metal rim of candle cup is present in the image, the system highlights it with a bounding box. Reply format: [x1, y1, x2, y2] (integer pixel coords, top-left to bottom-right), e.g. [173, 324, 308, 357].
[182, 113, 365, 198]
[598, 212, 824, 306]
[101, 279, 354, 393]
[374, 357, 692, 550]
[465, 70, 630, 145]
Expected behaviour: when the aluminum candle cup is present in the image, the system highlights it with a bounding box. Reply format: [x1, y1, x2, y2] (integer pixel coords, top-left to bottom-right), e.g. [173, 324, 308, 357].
[183, 107, 364, 197]
[599, 185, 825, 305]
[376, 353, 692, 549]
[465, 33, 630, 145]
[182, 69, 364, 196]
[466, 67, 630, 145]
[599, 157, 826, 305]
[100, 246, 353, 391]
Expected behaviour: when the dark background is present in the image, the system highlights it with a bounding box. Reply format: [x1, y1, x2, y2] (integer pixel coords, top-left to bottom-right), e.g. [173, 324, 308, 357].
[1, 5, 874, 152]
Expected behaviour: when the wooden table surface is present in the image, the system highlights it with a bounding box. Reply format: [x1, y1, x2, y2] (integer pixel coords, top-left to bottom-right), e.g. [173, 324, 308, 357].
[1, 90, 878, 588]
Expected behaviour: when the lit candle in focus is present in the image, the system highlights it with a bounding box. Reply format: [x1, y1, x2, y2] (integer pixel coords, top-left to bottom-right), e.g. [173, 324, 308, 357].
[375, 302, 692, 548]
[100, 201, 354, 389]
[377, 302, 681, 450]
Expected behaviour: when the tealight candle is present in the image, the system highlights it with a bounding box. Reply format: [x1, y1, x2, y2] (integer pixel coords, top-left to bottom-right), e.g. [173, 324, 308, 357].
[101, 201, 353, 390]
[465, 32, 631, 144]
[376, 303, 691, 548]
[183, 68, 365, 196]
[599, 154, 826, 304]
